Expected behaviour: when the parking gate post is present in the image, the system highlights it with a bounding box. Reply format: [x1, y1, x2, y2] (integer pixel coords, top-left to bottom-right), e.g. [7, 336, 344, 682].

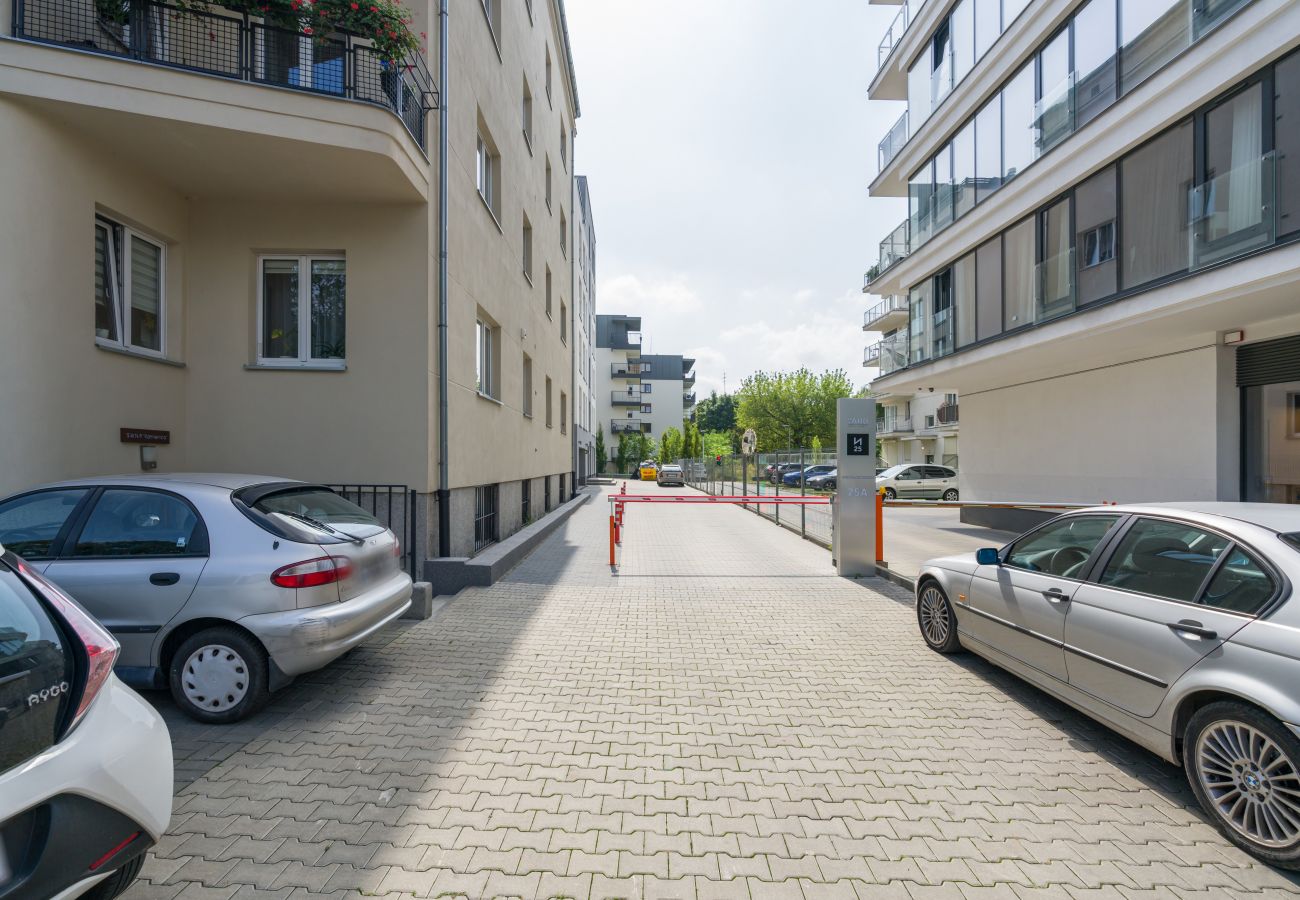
[799, 448, 805, 537]
[876, 487, 885, 564]
[834, 398, 878, 578]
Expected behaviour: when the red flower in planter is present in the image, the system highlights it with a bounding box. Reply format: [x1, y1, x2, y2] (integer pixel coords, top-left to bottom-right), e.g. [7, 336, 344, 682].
[302, 24, 313, 33]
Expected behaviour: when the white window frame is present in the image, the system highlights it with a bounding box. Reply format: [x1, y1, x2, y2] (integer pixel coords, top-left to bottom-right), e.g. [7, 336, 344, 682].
[255, 254, 347, 369]
[476, 317, 497, 398]
[523, 353, 534, 417]
[95, 215, 167, 359]
[545, 157, 553, 213]
[476, 131, 499, 217]
[522, 78, 534, 151]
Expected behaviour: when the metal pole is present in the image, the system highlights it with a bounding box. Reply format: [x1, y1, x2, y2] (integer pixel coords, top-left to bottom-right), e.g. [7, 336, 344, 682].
[435, 0, 451, 558]
[800, 448, 806, 538]
[775, 456, 780, 526]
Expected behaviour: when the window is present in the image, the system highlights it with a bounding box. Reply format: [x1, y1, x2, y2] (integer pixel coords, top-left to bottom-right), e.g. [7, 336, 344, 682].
[952, 121, 976, 220]
[545, 375, 553, 427]
[641, 404, 652, 414]
[1074, 0, 1118, 128]
[951, 0, 973, 85]
[545, 44, 553, 104]
[1079, 222, 1115, 269]
[476, 123, 500, 218]
[522, 353, 533, 416]
[1005, 515, 1120, 577]
[932, 144, 954, 231]
[258, 256, 346, 367]
[1003, 217, 1035, 329]
[974, 96, 1002, 204]
[544, 475, 552, 512]
[1038, 197, 1073, 321]
[1099, 518, 1231, 603]
[1201, 547, 1274, 615]
[973, 0, 999, 61]
[73, 489, 206, 558]
[909, 164, 934, 246]
[1277, 52, 1300, 237]
[1120, 121, 1192, 289]
[522, 215, 533, 281]
[1194, 82, 1269, 267]
[545, 266, 553, 317]
[476, 317, 498, 398]
[545, 157, 553, 211]
[94, 215, 165, 356]
[522, 78, 534, 149]
[908, 45, 932, 126]
[521, 479, 531, 523]
[1002, 62, 1035, 181]
[953, 251, 976, 349]
[932, 268, 953, 358]
[560, 210, 568, 256]
[561, 392, 567, 434]
[1036, 28, 1073, 155]
[0, 490, 89, 560]
[641, 383, 652, 393]
[560, 127, 568, 171]
[1075, 165, 1118, 305]
[473, 484, 498, 553]
[1120, 0, 1187, 95]
[480, 0, 500, 43]
[560, 301, 567, 343]
[909, 280, 931, 365]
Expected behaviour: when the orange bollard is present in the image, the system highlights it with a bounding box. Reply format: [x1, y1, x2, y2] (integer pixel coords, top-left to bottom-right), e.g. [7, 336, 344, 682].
[609, 515, 616, 567]
[876, 487, 885, 564]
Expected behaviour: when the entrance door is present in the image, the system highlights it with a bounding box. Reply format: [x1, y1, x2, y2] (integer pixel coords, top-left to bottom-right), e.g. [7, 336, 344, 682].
[1244, 379, 1300, 503]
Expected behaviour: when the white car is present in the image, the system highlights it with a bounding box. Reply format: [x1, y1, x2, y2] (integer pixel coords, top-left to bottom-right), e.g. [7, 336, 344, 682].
[0, 546, 172, 899]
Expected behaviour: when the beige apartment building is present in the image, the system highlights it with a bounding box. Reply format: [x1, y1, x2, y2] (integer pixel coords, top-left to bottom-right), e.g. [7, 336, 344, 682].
[0, 0, 580, 563]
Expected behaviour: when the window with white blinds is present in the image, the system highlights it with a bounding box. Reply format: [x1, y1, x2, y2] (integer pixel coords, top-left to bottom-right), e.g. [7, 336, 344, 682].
[94, 215, 165, 356]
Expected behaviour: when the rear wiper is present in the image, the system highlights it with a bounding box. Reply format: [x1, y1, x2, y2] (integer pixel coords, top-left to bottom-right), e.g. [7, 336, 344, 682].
[278, 511, 364, 545]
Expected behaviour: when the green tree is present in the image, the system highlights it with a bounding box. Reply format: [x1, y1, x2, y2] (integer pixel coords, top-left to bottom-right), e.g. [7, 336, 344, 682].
[695, 391, 738, 434]
[682, 420, 701, 459]
[660, 426, 684, 461]
[735, 368, 853, 449]
[595, 426, 607, 475]
[701, 431, 732, 459]
[614, 435, 629, 474]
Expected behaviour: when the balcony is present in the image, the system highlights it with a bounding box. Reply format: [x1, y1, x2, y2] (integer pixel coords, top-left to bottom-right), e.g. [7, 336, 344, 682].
[683, 370, 695, 386]
[876, 1, 910, 69]
[1191, 151, 1276, 269]
[866, 333, 909, 376]
[937, 402, 958, 425]
[682, 392, 696, 406]
[878, 414, 913, 435]
[610, 363, 641, 378]
[611, 391, 643, 406]
[863, 295, 909, 332]
[12, 0, 437, 151]
[611, 419, 644, 435]
[877, 109, 908, 172]
[864, 342, 882, 367]
[864, 219, 910, 288]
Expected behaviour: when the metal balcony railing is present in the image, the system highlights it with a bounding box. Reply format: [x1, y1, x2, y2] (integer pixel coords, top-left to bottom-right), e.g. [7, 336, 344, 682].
[610, 363, 641, 378]
[683, 370, 695, 385]
[611, 419, 643, 434]
[866, 219, 910, 287]
[937, 402, 959, 425]
[878, 415, 913, 435]
[876, 1, 909, 68]
[863, 295, 909, 330]
[877, 109, 909, 172]
[611, 391, 643, 406]
[863, 343, 881, 367]
[13, 0, 438, 149]
[682, 392, 696, 406]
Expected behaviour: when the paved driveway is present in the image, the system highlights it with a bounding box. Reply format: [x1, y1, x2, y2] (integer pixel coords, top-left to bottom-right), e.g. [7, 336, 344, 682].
[125, 482, 1300, 899]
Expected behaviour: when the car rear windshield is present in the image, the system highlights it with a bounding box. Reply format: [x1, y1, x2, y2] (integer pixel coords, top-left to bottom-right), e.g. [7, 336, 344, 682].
[1282, 533, 1300, 552]
[235, 486, 381, 543]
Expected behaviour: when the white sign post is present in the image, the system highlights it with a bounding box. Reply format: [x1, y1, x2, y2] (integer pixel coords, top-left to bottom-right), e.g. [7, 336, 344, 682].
[834, 398, 878, 577]
[740, 429, 756, 456]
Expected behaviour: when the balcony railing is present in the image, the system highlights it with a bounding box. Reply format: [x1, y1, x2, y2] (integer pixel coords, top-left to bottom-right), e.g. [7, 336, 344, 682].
[14, 0, 438, 149]
[682, 392, 696, 406]
[876, 1, 909, 68]
[937, 402, 958, 425]
[611, 391, 643, 406]
[1190, 151, 1276, 270]
[877, 109, 909, 172]
[864, 342, 882, 367]
[878, 415, 913, 435]
[611, 419, 644, 434]
[683, 370, 695, 385]
[610, 363, 641, 378]
[863, 295, 909, 331]
[866, 219, 910, 286]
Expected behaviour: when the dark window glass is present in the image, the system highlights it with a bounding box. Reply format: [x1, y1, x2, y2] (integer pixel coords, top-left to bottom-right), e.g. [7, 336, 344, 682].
[1039, 197, 1073, 321]
[1036, 28, 1073, 156]
[932, 269, 953, 358]
[1075, 165, 1118, 304]
[262, 258, 299, 360]
[1120, 0, 1188, 95]
[74, 490, 204, 558]
[1277, 51, 1300, 237]
[974, 97, 1002, 203]
[1193, 82, 1270, 267]
[1074, 0, 1117, 128]
[933, 143, 954, 231]
[1120, 121, 1193, 289]
[975, 236, 1002, 342]
[952, 121, 976, 220]
[924, 467, 951, 478]
[1201, 547, 1273, 614]
[954, 252, 977, 349]
[0, 490, 88, 560]
[910, 163, 935, 246]
[1003, 217, 1036, 329]
[1006, 515, 1120, 577]
[0, 566, 74, 775]
[1100, 518, 1230, 602]
[909, 280, 932, 365]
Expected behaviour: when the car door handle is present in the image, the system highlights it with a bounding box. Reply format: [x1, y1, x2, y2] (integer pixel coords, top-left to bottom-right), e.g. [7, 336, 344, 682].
[1169, 620, 1218, 640]
[149, 572, 180, 586]
[1042, 588, 1070, 603]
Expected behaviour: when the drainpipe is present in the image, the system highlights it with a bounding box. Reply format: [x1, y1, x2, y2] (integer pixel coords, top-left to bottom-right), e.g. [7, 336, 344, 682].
[436, 0, 451, 557]
[570, 130, 578, 493]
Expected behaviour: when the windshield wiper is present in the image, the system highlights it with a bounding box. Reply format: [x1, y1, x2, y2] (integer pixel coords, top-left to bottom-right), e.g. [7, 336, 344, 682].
[277, 511, 364, 545]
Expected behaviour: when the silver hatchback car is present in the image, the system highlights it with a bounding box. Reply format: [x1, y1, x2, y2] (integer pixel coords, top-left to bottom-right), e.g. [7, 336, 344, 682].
[0, 475, 412, 723]
[915, 503, 1300, 869]
[877, 464, 958, 500]
[657, 464, 685, 487]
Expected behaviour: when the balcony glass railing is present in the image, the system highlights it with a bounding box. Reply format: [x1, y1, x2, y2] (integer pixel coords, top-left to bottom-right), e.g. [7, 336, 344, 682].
[682, 392, 697, 406]
[937, 402, 959, 425]
[863, 343, 882, 367]
[1036, 246, 1076, 323]
[610, 363, 641, 378]
[683, 370, 696, 384]
[878, 415, 914, 435]
[863, 295, 909, 329]
[1034, 71, 1076, 157]
[14, 0, 437, 149]
[1190, 151, 1276, 270]
[612, 391, 644, 405]
[877, 110, 910, 172]
[866, 219, 910, 286]
[611, 419, 643, 434]
[876, 2, 910, 68]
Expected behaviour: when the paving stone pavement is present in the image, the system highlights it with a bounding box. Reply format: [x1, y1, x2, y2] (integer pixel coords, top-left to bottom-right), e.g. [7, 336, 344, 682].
[124, 482, 1300, 900]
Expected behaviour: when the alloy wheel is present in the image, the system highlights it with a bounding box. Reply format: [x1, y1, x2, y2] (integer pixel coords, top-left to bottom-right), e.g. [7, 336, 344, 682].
[1196, 719, 1300, 848]
[918, 586, 951, 647]
[181, 643, 250, 712]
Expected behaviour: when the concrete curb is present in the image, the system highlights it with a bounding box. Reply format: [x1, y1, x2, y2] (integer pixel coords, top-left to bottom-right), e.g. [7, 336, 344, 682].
[875, 565, 915, 592]
[423, 489, 593, 596]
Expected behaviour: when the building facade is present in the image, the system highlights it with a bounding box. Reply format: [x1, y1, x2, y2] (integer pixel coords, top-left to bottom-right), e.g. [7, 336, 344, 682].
[573, 176, 597, 484]
[0, 0, 581, 562]
[595, 314, 644, 466]
[636, 354, 697, 443]
[863, 0, 1300, 504]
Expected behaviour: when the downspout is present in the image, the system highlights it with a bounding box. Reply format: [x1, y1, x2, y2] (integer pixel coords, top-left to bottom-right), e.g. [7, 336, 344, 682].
[570, 131, 578, 492]
[436, 0, 451, 557]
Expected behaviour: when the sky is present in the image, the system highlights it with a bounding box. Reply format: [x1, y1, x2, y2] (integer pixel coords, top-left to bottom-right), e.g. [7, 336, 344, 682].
[564, 0, 907, 400]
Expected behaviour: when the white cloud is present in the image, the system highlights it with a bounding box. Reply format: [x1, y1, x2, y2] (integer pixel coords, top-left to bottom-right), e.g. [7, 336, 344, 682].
[598, 274, 701, 315]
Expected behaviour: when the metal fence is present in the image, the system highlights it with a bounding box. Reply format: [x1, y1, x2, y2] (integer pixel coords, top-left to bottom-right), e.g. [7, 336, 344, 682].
[14, 0, 438, 149]
[678, 450, 838, 548]
[326, 483, 418, 578]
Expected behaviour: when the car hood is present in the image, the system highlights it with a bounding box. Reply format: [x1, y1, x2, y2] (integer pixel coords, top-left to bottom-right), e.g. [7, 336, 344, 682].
[922, 552, 981, 575]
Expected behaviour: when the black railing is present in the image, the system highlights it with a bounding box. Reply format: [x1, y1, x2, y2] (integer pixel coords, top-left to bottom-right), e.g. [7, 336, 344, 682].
[326, 483, 418, 578]
[472, 484, 498, 554]
[937, 403, 959, 425]
[14, 0, 438, 149]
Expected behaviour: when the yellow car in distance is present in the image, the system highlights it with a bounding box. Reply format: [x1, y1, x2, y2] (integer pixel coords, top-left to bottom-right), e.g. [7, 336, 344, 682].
[639, 461, 658, 481]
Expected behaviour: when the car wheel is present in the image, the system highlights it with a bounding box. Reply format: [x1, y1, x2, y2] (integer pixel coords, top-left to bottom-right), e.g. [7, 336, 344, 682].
[916, 582, 962, 654]
[884, 487, 896, 500]
[1185, 701, 1300, 869]
[81, 852, 144, 900]
[169, 627, 270, 724]
[942, 488, 959, 501]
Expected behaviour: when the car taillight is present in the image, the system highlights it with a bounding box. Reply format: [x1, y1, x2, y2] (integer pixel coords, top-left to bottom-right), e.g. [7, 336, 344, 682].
[270, 556, 353, 588]
[392, 537, 401, 559]
[16, 561, 120, 734]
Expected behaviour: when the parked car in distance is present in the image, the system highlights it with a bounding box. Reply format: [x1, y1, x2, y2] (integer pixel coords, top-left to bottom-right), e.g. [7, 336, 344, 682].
[0, 546, 173, 899]
[806, 469, 837, 491]
[915, 503, 1300, 869]
[876, 464, 958, 500]
[656, 464, 685, 487]
[767, 462, 803, 484]
[782, 465, 835, 487]
[639, 461, 658, 481]
[0, 475, 413, 723]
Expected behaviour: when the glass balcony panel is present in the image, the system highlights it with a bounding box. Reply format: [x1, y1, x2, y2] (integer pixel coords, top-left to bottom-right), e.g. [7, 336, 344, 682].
[1034, 71, 1076, 157]
[1190, 151, 1276, 269]
[1120, 0, 1189, 96]
[877, 3, 910, 68]
[1193, 0, 1251, 40]
[1036, 247, 1076, 322]
[878, 110, 910, 172]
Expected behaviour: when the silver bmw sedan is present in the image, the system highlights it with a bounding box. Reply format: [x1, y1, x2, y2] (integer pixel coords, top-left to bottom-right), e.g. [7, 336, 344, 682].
[915, 502, 1300, 869]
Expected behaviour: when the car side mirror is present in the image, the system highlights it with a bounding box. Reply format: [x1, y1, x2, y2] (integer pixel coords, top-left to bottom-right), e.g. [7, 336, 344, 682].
[976, 548, 1000, 566]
